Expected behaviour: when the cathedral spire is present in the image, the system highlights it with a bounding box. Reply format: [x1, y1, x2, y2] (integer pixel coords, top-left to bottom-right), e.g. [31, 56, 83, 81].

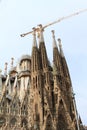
[58, 38, 64, 57]
[38, 24, 44, 43]
[51, 30, 57, 48]
[38, 24, 49, 69]
[31, 27, 41, 72]
[32, 27, 37, 47]
[52, 35, 63, 76]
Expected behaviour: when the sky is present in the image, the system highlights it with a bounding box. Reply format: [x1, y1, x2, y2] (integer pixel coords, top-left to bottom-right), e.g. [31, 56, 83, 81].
[0, 0, 87, 125]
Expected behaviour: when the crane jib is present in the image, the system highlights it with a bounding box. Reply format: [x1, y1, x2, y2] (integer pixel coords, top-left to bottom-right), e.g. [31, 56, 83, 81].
[20, 8, 87, 37]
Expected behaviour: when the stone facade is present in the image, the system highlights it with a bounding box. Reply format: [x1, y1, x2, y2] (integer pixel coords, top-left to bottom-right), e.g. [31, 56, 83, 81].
[0, 27, 84, 130]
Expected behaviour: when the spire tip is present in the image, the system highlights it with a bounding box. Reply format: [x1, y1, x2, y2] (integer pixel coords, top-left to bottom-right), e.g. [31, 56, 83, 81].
[58, 38, 61, 43]
[32, 27, 37, 47]
[51, 30, 55, 37]
[58, 38, 64, 57]
[58, 38, 62, 47]
[51, 30, 57, 48]
[38, 24, 44, 42]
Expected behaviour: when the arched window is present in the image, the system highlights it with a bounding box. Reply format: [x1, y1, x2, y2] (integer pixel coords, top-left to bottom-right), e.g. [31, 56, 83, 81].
[57, 100, 68, 130]
[0, 117, 6, 126]
[21, 118, 28, 127]
[60, 99, 63, 105]
[45, 115, 53, 130]
[10, 118, 17, 126]
[57, 114, 68, 130]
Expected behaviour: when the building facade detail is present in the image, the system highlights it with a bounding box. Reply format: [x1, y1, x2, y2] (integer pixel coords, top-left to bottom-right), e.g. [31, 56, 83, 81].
[0, 30, 84, 130]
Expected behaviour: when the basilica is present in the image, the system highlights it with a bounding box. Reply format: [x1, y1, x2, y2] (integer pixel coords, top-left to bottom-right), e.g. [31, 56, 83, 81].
[0, 26, 84, 130]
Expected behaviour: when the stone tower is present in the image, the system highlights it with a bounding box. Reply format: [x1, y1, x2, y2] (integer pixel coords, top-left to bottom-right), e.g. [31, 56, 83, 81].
[0, 27, 84, 130]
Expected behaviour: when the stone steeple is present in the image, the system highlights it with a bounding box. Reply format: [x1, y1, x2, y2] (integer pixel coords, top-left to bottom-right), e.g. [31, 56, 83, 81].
[31, 28, 40, 72]
[37, 25, 54, 128]
[58, 38, 70, 78]
[31, 27, 45, 129]
[57, 38, 79, 130]
[38, 24, 44, 43]
[52, 31, 63, 76]
[0, 29, 83, 130]
[32, 27, 37, 47]
[38, 24, 49, 69]
[51, 30, 57, 48]
[58, 38, 64, 57]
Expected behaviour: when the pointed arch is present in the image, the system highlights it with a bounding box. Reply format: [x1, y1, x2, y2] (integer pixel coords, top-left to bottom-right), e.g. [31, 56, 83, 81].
[21, 118, 28, 127]
[0, 117, 6, 127]
[45, 114, 53, 130]
[10, 118, 17, 126]
[57, 114, 68, 130]
[57, 99, 68, 130]
[59, 99, 63, 105]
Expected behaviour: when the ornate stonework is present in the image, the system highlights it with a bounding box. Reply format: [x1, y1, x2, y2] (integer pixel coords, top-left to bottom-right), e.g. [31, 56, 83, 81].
[0, 31, 84, 130]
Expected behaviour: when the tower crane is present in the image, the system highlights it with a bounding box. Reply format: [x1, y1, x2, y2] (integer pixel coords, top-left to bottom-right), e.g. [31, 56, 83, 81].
[20, 8, 87, 37]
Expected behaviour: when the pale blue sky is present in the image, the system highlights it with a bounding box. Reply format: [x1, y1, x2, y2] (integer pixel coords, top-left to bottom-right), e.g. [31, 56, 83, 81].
[0, 0, 87, 125]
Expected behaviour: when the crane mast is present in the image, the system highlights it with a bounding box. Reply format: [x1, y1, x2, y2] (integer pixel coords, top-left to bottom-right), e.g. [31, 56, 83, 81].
[20, 8, 87, 37]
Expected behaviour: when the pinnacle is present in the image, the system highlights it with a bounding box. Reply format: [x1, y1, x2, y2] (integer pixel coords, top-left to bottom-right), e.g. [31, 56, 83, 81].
[38, 24, 44, 43]
[51, 30, 57, 48]
[32, 27, 37, 47]
[58, 38, 64, 57]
